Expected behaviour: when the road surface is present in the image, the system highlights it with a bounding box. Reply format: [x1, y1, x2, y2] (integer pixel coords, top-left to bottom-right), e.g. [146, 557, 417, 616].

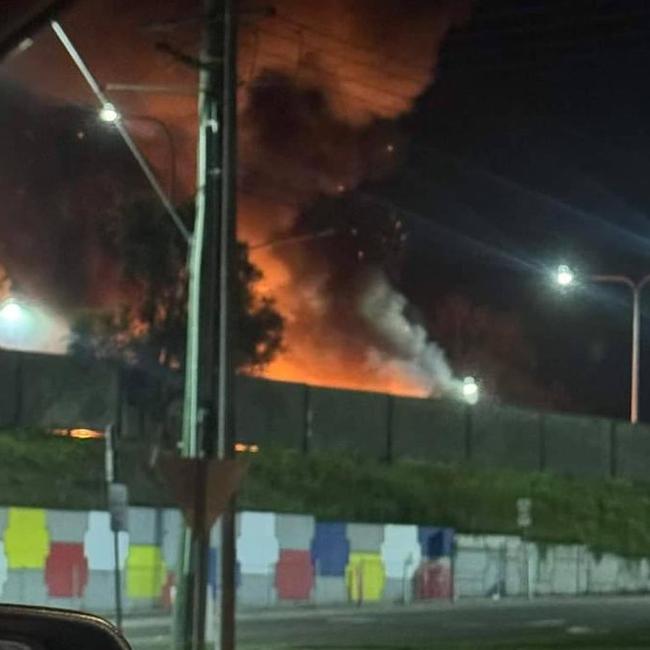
[125, 596, 650, 649]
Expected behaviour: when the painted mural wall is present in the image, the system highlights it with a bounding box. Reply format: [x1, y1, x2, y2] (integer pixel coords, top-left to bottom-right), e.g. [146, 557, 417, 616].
[2, 506, 647, 614]
[0, 507, 453, 613]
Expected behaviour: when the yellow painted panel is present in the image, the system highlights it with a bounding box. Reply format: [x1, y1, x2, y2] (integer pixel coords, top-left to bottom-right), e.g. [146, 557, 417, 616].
[345, 552, 385, 602]
[126, 545, 167, 599]
[4, 508, 49, 569]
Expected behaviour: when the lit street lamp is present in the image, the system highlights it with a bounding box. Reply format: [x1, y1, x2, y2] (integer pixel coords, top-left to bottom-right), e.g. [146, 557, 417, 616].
[462, 376, 479, 405]
[555, 264, 650, 423]
[98, 102, 119, 123]
[555, 264, 574, 287]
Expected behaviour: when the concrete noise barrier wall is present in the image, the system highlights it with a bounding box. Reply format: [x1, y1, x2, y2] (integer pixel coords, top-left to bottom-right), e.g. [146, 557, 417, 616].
[233, 377, 650, 484]
[4, 351, 650, 485]
[0, 350, 118, 430]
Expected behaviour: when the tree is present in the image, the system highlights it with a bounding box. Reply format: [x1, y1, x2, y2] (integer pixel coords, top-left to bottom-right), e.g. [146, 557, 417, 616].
[70, 198, 284, 374]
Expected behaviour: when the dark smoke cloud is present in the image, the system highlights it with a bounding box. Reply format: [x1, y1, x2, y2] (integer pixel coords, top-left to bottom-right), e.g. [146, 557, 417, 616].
[239, 1, 473, 392]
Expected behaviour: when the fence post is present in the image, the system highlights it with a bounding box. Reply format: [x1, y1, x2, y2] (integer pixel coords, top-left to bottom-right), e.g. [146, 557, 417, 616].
[311, 559, 319, 604]
[520, 537, 533, 600]
[451, 540, 458, 602]
[538, 413, 547, 472]
[385, 396, 395, 464]
[357, 561, 364, 607]
[303, 385, 313, 454]
[14, 352, 23, 427]
[72, 562, 78, 605]
[609, 420, 618, 479]
[402, 554, 413, 605]
[464, 406, 473, 462]
[499, 542, 507, 599]
[268, 562, 276, 606]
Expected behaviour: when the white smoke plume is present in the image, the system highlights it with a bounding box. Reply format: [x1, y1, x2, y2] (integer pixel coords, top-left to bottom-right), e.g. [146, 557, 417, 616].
[358, 269, 457, 397]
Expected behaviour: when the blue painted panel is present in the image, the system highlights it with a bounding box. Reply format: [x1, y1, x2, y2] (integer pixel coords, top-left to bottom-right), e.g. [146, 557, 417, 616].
[418, 527, 454, 559]
[311, 523, 349, 577]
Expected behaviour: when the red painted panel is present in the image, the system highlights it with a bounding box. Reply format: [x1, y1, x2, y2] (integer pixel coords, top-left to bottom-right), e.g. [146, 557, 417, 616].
[414, 560, 452, 599]
[275, 550, 313, 600]
[45, 542, 88, 598]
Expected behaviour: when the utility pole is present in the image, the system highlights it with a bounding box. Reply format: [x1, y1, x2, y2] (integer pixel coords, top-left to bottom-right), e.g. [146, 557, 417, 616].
[47, 9, 237, 647]
[217, 1, 238, 648]
[174, 1, 237, 649]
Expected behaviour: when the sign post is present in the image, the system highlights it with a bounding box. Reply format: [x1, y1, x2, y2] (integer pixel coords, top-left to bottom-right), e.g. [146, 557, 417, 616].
[516, 498, 533, 599]
[105, 425, 128, 631]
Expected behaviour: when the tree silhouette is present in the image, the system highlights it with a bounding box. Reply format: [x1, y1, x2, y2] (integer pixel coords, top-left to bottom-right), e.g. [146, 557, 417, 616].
[70, 198, 284, 374]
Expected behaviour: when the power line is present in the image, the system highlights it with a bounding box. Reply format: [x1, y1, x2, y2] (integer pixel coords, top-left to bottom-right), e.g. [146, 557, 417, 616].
[242, 57, 413, 113]
[269, 11, 436, 76]
[351, 188, 542, 275]
[247, 22, 429, 87]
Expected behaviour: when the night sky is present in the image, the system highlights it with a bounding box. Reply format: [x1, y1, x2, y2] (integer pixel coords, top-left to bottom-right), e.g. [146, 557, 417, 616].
[368, 1, 650, 420]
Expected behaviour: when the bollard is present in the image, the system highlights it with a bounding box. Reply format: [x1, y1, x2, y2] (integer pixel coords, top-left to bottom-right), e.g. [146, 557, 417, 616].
[311, 559, 319, 604]
[72, 563, 79, 607]
[268, 563, 276, 606]
[402, 554, 413, 605]
[357, 560, 364, 607]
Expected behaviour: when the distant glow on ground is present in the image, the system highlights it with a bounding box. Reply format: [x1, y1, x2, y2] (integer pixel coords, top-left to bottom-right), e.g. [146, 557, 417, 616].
[235, 443, 260, 453]
[70, 428, 104, 439]
[53, 428, 104, 439]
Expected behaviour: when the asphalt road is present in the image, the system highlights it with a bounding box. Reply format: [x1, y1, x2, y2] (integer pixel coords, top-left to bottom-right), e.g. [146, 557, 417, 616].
[236, 596, 650, 648]
[124, 596, 650, 649]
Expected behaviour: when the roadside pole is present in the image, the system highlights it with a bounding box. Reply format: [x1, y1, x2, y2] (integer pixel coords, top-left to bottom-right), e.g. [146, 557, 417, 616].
[174, 1, 238, 649]
[217, 1, 238, 649]
[174, 0, 222, 644]
[104, 424, 127, 632]
[516, 497, 533, 600]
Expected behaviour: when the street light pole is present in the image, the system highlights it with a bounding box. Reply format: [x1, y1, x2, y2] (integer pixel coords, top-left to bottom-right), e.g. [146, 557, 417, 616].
[584, 274, 650, 423]
[632, 283, 641, 424]
[120, 115, 177, 203]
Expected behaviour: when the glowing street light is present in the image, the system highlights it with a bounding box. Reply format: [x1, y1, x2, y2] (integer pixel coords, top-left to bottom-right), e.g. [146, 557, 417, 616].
[98, 102, 120, 123]
[555, 264, 575, 287]
[462, 376, 479, 405]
